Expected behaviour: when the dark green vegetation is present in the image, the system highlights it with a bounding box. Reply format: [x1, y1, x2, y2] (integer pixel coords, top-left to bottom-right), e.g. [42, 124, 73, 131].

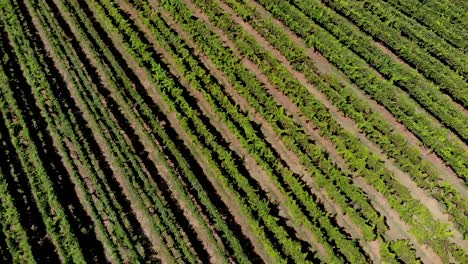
[0, 0, 466, 263]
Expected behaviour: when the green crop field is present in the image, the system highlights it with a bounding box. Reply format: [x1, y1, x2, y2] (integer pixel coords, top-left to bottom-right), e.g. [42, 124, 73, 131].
[0, 0, 466, 263]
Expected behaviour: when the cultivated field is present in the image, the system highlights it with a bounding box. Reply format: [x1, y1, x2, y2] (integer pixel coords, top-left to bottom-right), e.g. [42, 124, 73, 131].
[0, 0, 467, 263]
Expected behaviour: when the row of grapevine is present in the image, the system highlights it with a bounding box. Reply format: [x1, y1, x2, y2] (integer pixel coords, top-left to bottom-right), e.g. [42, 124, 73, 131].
[0, 26, 66, 263]
[231, 0, 466, 217]
[220, 0, 467, 237]
[0, 23, 38, 264]
[171, 0, 467, 262]
[0, 0, 465, 262]
[12, 0, 204, 261]
[0, 0, 468, 263]
[2, 5, 125, 261]
[415, 0, 468, 33]
[253, 0, 468, 182]
[155, 0, 385, 243]
[382, 0, 467, 51]
[82, 0, 320, 262]
[39, 6, 203, 262]
[128, 0, 375, 262]
[380, 240, 420, 264]
[0, 0, 93, 261]
[250, 0, 467, 261]
[162, 0, 458, 256]
[154, 0, 384, 243]
[293, 0, 468, 137]
[320, 0, 468, 106]
[47, 0, 254, 261]
[0, 126, 36, 263]
[18, 0, 168, 261]
[323, 0, 468, 79]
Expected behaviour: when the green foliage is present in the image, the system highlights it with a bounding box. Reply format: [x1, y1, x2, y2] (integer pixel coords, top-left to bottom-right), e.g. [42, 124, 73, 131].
[224, 0, 468, 239]
[381, 240, 421, 264]
[0, 0, 465, 262]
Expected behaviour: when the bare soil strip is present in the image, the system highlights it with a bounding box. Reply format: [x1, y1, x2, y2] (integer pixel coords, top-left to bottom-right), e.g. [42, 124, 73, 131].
[10, 0, 465, 261]
[90, 30, 221, 264]
[190, 40, 363, 258]
[94, 3, 222, 261]
[316, 53, 468, 196]
[181, 3, 448, 261]
[220, 0, 468, 237]
[63, 140, 116, 263]
[164, 121, 274, 264]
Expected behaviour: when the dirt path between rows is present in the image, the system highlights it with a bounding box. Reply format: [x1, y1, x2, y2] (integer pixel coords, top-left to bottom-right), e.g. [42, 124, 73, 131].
[124, 60, 274, 262]
[117, 2, 267, 262]
[64, 139, 119, 262]
[354, 177, 443, 264]
[203, 58, 365, 242]
[33, 26, 167, 264]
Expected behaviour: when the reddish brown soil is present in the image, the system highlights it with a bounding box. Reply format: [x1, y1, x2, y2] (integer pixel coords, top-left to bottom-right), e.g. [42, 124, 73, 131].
[90, 1, 281, 261]
[180, 0, 381, 257]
